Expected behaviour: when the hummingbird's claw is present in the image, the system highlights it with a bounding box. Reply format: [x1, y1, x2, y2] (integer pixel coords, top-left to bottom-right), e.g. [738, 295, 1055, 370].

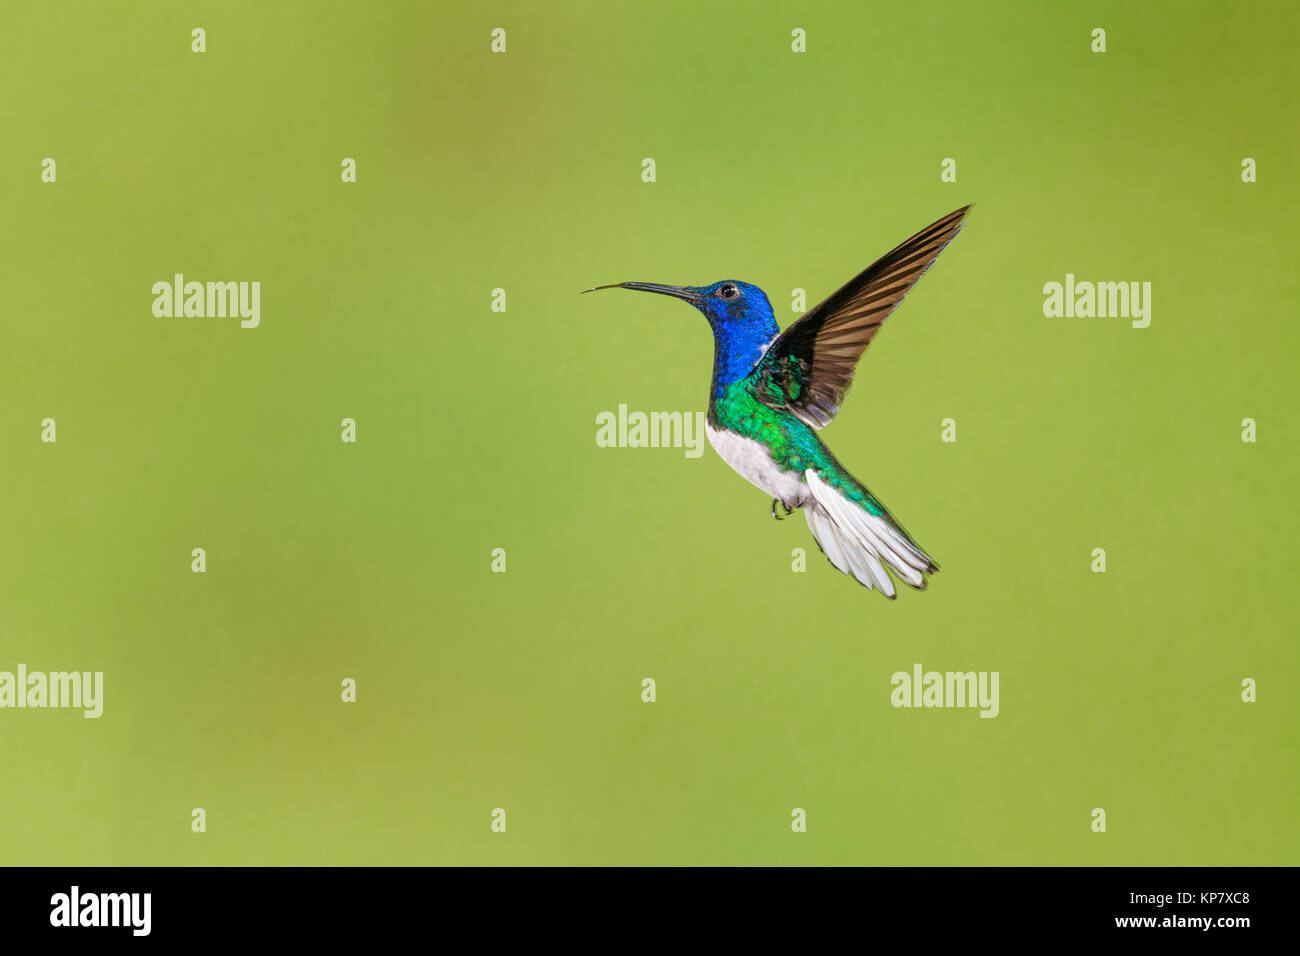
[770, 498, 795, 520]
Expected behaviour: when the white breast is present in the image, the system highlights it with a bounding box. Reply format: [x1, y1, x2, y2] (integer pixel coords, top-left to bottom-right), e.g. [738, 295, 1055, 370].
[706, 425, 808, 508]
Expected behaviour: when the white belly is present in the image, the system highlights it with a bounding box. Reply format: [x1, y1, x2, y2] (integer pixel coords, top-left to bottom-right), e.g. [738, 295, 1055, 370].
[706, 425, 808, 507]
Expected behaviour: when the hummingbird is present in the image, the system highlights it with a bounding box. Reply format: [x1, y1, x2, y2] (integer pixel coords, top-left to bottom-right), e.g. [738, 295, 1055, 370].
[585, 206, 970, 599]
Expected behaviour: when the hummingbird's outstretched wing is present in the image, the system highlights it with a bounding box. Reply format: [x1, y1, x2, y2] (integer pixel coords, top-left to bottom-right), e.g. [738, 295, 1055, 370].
[751, 205, 970, 430]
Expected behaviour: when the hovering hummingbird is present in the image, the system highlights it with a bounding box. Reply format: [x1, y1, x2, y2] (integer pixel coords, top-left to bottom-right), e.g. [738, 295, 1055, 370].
[585, 206, 970, 598]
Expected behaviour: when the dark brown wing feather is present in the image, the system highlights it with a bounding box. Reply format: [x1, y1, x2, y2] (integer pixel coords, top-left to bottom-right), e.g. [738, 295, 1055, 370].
[752, 205, 970, 429]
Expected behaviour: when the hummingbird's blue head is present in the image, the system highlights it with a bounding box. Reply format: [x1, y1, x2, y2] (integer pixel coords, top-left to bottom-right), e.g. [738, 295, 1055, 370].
[682, 280, 775, 329]
[584, 279, 780, 392]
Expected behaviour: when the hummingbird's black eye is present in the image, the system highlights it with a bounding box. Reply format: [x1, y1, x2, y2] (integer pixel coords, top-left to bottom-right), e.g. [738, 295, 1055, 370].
[719, 283, 739, 299]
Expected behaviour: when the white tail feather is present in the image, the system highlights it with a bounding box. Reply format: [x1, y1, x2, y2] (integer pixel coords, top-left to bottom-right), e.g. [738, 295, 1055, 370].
[802, 470, 934, 597]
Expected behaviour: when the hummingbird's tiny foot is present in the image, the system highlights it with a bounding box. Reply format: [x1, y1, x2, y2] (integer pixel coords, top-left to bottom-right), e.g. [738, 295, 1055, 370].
[770, 499, 795, 520]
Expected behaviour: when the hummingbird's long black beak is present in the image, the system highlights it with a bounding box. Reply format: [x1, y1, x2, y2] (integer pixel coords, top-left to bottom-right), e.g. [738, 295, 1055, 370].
[582, 282, 700, 304]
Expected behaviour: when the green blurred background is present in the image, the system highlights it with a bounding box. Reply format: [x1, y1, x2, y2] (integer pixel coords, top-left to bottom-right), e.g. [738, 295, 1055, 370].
[1, 0, 1296, 865]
